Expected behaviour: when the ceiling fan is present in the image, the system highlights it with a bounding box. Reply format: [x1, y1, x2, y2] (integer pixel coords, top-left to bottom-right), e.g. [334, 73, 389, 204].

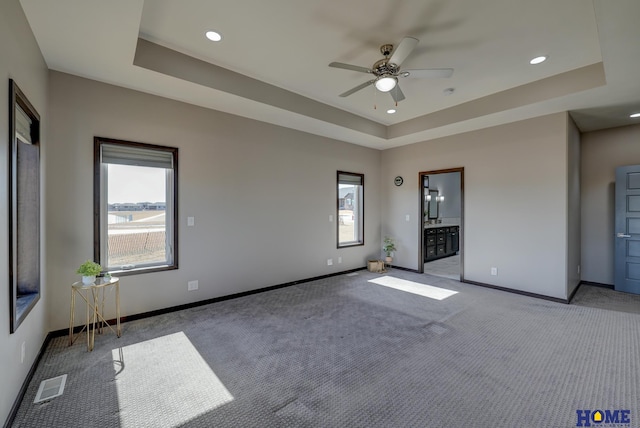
[329, 36, 453, 103]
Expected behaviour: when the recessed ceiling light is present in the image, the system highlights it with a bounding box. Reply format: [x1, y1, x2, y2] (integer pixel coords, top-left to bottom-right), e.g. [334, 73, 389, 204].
[630, 113, 640, 118]
[529, 56, 547, 65]
[205, 30, 222, 42]
[387, 109, 396, 114]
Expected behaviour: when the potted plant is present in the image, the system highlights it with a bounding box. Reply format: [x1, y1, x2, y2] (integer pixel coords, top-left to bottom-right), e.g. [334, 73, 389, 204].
[76, 260, 102, 285]
[383, 236, 396, 263]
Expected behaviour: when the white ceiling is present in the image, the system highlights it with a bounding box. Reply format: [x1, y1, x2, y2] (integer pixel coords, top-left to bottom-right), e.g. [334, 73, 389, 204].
[19, 0, 640, 149]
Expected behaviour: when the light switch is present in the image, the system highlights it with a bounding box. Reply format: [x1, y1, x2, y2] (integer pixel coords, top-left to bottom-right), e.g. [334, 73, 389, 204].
[405, 214, 410, 221]
[187, 216, 195, 226]
[329, 214, 333, 222]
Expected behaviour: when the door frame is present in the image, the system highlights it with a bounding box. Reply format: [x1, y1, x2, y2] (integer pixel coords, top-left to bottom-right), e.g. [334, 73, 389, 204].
[418, 167, 464, 280]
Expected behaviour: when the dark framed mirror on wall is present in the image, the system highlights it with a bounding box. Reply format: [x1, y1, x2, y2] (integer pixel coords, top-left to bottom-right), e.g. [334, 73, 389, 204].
[9, 79, 41, 333]
[428, 189, 439, 219]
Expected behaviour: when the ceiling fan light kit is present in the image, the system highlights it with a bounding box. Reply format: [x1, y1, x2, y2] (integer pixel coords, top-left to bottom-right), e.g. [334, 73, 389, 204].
[375, 76, 397, 92]
[329, 36, 453, 103]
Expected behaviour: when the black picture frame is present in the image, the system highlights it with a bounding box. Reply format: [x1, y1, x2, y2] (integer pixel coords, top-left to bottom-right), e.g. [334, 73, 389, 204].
[9, 79, 41, 333]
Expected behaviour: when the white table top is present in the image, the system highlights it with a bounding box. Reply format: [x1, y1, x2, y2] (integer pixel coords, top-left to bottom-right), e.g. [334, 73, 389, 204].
[72, 276, 119, 289]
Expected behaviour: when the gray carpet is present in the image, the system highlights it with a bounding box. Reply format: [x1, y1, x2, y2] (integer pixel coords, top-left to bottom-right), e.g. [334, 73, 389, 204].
[571, 283, 640, 315]
[11, 271, 640, 427]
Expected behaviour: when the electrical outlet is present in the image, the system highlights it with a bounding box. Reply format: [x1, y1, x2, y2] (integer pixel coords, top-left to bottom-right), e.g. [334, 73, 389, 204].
[327, 258, 333, 266]
[21, 342, 26, 363]
[338, 257, 342, 264]
[187, 280, 199, 291]
[491, 267, 498, 276]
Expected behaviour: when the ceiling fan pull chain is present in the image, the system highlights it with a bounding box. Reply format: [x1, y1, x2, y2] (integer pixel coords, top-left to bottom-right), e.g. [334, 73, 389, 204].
[373, 83, 377, 109]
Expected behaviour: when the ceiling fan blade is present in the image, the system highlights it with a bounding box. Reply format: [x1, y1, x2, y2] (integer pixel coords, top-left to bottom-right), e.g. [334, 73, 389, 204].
[390, 85, 406, 103]
[339, 80, 375, 97]
[401, 68, 454, 78]
[389, 36, 419, 66]
[329, 62, 373, 74]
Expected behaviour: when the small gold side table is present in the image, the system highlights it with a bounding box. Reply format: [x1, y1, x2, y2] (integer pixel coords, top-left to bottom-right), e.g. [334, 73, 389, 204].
[68, 276, 121, 351]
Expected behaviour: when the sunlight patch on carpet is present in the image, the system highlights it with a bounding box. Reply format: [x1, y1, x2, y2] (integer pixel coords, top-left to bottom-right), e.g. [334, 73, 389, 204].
[368, 276, 458, 300]
[112, 331, 233, 428]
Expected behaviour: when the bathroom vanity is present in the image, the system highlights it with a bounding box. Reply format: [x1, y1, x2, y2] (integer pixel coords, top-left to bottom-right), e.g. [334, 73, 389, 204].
[424, 225, 459, 261]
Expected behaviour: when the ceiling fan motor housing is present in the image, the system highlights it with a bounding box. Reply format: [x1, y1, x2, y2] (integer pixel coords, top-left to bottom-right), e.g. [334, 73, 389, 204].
[373, 44, 399, 77]
[372, 58, 399, 77]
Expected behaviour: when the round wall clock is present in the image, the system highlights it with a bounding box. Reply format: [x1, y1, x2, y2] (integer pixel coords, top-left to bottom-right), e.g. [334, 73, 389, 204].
[394, 176, 404, 186]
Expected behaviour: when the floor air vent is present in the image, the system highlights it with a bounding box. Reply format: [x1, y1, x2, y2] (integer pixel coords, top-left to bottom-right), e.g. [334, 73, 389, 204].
[34, 374, 67, 403]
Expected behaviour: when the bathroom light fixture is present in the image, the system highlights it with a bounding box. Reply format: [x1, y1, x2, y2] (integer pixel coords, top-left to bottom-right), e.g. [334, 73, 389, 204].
[426, 195, 432, 201]
[630, 113, 640, 118]
[529, 56, 547, 65]
[375, 76, 397, 92]
[437, 195, 445, 202]
[205, 30, 222, 42]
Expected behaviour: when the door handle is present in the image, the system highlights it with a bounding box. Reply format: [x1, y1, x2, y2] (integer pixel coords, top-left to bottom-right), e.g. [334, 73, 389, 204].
[617, 233, 632, 238]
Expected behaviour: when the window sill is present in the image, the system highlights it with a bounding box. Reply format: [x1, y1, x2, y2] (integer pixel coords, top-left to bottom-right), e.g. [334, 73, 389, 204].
[105, 264, 177, 277]
[338, 241, 364, 248]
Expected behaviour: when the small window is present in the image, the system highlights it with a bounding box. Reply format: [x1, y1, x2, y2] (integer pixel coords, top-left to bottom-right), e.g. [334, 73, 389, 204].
[337, 171, 364, 247]
[94, 137, 178, 274]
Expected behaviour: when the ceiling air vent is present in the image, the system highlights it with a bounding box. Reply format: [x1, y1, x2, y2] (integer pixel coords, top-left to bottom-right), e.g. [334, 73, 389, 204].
[34, 374, 67, 403]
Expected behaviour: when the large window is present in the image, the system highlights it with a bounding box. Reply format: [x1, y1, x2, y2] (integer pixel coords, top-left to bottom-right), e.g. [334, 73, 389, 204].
[94, 137, 178, 274]
[9, 79, 41, 333]
[337, 171, 364, 247]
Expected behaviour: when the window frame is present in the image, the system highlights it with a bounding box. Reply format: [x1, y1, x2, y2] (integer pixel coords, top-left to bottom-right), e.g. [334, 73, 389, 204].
[93, 137, 179, 276]
[9, 79, 41, 333]
[337, 170, 364, 248]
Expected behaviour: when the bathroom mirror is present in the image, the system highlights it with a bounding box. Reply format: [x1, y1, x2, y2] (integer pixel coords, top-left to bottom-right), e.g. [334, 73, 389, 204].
[428, 190, 439, 219]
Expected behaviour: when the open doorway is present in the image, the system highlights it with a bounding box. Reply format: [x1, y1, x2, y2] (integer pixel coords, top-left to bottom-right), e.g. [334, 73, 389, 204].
[419, 168, 464, 280]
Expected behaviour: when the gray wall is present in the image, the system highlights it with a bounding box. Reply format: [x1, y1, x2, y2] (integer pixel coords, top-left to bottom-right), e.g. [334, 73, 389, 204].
[381, 113, 571, 300]
[567, 116, 581, 297]
[581, 123, 640, 285]
[0, 0, 49, 423]
[47, 71, 382, 330]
